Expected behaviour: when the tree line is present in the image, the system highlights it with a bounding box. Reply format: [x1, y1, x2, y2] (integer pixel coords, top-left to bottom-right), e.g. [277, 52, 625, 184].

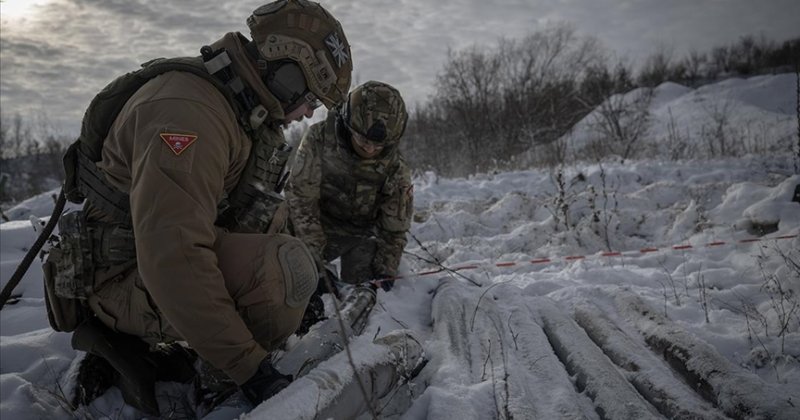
[0, 113, 68, 204]
[399, 26, 800, 176]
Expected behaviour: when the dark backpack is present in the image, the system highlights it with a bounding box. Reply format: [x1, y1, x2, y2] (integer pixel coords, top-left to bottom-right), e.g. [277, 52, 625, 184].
[62, 56, 242, 221]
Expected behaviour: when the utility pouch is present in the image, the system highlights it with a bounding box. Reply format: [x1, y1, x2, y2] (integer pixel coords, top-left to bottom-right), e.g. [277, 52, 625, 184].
[43, 242, 90, 333]
[220, 188, 286, 234]
[43, 209, 129, 332]
[216, 134, 292, 234]
[52, 210, 95, 299]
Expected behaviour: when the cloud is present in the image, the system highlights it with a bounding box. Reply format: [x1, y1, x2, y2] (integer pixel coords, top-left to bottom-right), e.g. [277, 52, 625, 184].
[1, 0, 798, 135]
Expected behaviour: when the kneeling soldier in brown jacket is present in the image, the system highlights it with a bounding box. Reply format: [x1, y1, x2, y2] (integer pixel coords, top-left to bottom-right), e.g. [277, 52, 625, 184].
[43, 0, 353, 415]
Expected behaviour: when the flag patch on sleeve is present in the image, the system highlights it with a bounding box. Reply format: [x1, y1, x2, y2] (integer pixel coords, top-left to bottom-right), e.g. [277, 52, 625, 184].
[160, 133, 198, 156]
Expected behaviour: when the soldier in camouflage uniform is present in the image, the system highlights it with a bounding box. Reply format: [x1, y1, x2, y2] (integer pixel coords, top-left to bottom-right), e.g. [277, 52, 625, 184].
[286, 81, 413, 292]
[46, 0, 353, 415]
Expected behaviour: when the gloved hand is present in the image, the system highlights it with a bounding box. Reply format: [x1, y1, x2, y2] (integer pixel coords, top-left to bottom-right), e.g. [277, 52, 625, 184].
[372, 274, 395, 292]
[317, 265, 341, 298]
[296, 291, 325, 335]
[297, 265, 341, 335]
[240, 358, 292, 406]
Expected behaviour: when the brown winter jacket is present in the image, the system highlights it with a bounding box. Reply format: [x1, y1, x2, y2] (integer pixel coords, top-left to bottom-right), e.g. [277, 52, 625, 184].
[93, 33, 285, 384]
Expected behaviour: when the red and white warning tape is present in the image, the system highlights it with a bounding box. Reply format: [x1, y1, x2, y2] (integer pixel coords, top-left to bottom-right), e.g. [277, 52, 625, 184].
[372, 233, 799, 286]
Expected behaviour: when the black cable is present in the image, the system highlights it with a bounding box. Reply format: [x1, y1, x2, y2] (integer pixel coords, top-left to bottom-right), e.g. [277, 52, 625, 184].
[407, 231, 481, 286]
[0, 189, 66, 310]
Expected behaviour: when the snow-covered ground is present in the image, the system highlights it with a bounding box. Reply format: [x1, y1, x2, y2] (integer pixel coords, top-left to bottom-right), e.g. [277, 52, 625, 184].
[1, 73, 799, 419]
[395, 157, 799, 417]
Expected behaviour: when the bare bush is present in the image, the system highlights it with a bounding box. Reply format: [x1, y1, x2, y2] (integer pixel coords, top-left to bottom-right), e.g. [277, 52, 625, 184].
[585, 87, 654, 162]
[594, 164, 619, 251]
[700, 100, 739, 157]
[543, 165, 587, 237]
[697, 270, 711, 324]
[663, 107, 693, 160]
[757, 247, 800, 354]
[527, 137, 568, 168]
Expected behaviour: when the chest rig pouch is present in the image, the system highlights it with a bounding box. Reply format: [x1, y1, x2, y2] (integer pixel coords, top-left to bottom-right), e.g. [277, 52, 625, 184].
[44, 210, 136, 331]
[216, 123, 292, 233]
[203, 43, 292, 234]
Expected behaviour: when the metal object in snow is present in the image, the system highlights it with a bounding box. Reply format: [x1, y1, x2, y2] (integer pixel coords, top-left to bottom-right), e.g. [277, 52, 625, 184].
[249, 329, 425, 420]
[274, 285, 377, 377]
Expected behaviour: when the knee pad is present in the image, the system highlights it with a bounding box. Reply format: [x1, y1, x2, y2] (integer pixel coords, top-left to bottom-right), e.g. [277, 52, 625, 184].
[276, 236, 318, 308]
[218, 233, 318, 350]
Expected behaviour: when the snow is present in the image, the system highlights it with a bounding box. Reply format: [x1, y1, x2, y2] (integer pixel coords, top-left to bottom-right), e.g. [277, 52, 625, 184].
[2, 73, 800, 419]
[563, 73, 798, 160]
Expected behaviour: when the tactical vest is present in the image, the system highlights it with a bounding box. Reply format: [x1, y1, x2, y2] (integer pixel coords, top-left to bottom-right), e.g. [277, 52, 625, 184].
[318, 111, 400, 229]
[56, 49, 291, 298]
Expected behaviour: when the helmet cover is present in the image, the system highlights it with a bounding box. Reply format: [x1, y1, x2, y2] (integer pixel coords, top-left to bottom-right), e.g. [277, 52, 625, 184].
[247, 0, 353, 108]
[346, 81, 408, 145]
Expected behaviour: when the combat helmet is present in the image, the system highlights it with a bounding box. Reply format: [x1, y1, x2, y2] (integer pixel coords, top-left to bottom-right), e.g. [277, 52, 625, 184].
[247, 0, 353, 110]
[344, 81, 408, 147]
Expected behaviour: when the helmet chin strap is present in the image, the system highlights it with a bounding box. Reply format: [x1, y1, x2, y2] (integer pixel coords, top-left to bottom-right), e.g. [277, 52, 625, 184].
[342, 90, 352, 127]
[201, 44, 268, 132]
[350, 139, 379, 159]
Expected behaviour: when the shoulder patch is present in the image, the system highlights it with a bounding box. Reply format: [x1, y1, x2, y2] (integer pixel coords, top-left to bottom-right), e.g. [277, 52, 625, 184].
[160, 133, 198, 156]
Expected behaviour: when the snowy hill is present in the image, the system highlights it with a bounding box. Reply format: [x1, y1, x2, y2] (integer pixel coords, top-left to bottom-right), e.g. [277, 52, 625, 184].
[561, 73, 797, 161]
[1, 73, 799, 419]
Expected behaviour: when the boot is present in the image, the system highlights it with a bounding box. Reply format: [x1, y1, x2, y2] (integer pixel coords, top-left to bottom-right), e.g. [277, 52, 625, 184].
[71, 318, 160, 416]
[71, 353, 118, 408]
[193, 358, 239, 415]
[149, 342, 198, 384]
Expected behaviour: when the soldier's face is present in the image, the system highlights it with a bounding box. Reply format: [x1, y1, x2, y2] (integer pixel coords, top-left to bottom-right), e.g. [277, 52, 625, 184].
[283, 101, 316, 125]
[350, 130, 384, 159]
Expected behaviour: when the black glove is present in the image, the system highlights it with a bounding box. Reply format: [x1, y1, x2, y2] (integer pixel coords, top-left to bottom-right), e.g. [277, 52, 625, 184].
[317, 265, 341, 298]
[373, 274, 395, 292]
[240, 358, 292, 406]
[296, 291, 325, 335]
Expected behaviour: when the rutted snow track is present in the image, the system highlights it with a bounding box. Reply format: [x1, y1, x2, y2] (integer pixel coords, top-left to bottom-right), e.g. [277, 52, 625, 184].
[429, 279, 798, 420]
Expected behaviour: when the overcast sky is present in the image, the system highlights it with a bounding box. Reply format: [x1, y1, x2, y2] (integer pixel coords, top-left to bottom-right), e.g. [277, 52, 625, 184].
[1, 0, 798, 136]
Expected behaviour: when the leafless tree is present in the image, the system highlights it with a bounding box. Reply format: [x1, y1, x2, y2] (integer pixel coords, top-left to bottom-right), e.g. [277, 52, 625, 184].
[404, 23, 604, 175]
[403, 30, 798, 176]
[637, 44, 675, 87]
[682, 49, 707, 86]
[435, 45, 503, 172]
[587, 86, 654, 162]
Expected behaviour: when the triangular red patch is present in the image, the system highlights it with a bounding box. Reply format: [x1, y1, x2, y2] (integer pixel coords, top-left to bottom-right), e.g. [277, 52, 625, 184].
[159, 133, 198, 155]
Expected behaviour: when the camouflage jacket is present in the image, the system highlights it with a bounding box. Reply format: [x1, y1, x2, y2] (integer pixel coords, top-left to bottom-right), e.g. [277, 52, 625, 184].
[286, 109, 413, 277]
